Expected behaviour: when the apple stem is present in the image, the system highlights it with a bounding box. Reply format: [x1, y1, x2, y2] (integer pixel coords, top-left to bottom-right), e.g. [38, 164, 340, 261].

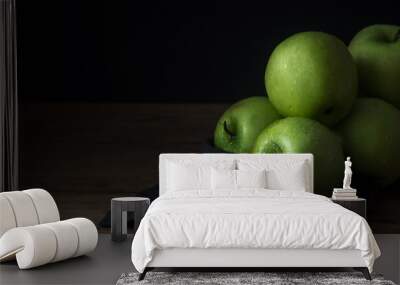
[223, 121, 236, 138]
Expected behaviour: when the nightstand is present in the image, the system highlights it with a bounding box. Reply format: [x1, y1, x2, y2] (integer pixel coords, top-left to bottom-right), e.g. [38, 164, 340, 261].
[331, 198, 366, 219]
[111, 197, 150, 242]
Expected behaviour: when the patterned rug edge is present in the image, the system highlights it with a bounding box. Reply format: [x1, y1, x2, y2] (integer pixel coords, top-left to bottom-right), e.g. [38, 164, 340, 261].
[116, 271, 396, 285]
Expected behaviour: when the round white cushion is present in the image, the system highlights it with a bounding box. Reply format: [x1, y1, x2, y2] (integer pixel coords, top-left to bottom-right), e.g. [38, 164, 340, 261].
[24, 189, 60, 224]
[42, 221, 79, 262]
[1, 191, 39, 228]
[0, 189, 60, 238]
[0, 196, 17, 237]
[65, 218, 98, 257]
[0, 226, 57, 268]
[0, 218, 98, 269]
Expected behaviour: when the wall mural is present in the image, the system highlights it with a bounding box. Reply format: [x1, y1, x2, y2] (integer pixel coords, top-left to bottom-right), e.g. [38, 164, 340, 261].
[213, 25, 400, 197]
[17, 1, 400, 232]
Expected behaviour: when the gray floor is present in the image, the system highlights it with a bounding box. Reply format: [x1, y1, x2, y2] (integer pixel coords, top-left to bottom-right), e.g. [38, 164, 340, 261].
[374, 234, 400, 284]
[1, 234, 399, 285]
[0, 234, 134, 285]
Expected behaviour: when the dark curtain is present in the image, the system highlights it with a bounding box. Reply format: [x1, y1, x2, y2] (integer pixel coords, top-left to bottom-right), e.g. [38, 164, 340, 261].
[0, 0, 18, 192]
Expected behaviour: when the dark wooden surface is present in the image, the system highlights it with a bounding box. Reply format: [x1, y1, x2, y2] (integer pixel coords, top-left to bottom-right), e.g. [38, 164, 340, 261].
[331, 199, 367, 219]
[19, 102, 228, 225]
[19, 102, 400, 233]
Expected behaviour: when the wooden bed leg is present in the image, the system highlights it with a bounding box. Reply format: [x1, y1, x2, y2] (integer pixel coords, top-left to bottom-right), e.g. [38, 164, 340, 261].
[138, 268, 148, 281]
[354, 267, 371, 280]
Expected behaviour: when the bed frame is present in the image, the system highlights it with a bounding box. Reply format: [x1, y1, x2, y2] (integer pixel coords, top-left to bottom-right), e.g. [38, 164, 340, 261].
[141, 248, 370, 280]
[139, 154, 371, 280]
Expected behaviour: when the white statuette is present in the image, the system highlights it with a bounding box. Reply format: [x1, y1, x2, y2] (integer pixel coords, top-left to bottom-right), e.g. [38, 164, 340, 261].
[342, 157, 354, 190]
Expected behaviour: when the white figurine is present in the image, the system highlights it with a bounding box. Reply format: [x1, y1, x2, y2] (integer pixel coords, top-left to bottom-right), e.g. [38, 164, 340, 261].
[343, 157, 353, 189]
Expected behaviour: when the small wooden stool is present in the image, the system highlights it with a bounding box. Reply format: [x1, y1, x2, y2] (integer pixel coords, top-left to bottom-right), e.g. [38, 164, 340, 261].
[111, 197, 150, 242]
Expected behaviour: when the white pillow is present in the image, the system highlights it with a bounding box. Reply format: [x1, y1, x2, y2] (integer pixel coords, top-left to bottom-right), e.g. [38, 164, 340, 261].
[211, 168, 236, 190]
[167, 162, 210, 191]
[166, 159, 235, 192]
[237, 159, 309, 191]
[266, 163, 307, 191]
[211, 169, 267, 190]
[237, 169, 267, 189]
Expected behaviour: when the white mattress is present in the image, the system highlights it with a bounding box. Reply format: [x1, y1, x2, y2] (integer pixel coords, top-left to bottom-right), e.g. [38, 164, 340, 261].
[131, 190, 380, 273]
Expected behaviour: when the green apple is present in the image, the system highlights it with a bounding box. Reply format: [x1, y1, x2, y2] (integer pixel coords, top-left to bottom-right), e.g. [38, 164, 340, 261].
[349, 25, 400, 108]
[265, 32, 358, 126]
[214, 96, 281, 153]
[253, 117, 344, 195]
[336, 98, 400, 186]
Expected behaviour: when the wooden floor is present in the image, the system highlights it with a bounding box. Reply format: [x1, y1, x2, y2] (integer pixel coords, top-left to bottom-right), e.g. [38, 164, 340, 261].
[19, 102, 400, 232]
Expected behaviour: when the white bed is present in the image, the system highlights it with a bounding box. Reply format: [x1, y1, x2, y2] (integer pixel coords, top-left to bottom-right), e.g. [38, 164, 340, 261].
[131, 154, 380, 280]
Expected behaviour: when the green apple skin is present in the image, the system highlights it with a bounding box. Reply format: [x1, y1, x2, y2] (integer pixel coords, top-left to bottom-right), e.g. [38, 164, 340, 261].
[336, 98, 400, 186]
[349, 25, 400, 109]
[265, 32, 358, 127]
[253, 117, 344, 195]
[214, 97, 281, 153]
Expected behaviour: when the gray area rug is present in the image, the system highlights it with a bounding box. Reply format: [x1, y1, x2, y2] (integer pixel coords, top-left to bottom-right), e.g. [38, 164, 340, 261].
[116, 272, 396, 285]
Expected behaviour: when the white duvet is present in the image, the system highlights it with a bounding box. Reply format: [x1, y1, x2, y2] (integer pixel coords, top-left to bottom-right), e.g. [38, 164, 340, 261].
[131, 190, 380, 273]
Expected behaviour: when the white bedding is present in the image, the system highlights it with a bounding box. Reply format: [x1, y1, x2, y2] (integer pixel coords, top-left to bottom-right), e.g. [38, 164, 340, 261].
[131, 190, 380, 273]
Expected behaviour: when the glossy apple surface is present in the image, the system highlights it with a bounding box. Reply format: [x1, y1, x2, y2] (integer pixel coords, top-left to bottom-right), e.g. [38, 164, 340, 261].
[349, 25, 400, 109]
[253, 117, 344, 195]
[266, 32, 358, 126]
[214, 96, 281, 153]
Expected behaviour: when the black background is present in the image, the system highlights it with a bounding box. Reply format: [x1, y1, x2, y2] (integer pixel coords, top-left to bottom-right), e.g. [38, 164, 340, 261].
[17, 0, 400, 103]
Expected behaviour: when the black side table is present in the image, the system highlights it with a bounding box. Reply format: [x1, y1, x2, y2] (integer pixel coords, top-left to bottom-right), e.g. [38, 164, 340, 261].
[331, 198, 366, 219]
[111, 197, 150, 242]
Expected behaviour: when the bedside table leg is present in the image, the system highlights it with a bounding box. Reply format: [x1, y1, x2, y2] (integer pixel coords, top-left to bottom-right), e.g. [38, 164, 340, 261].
[111, 203, 123, 241]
